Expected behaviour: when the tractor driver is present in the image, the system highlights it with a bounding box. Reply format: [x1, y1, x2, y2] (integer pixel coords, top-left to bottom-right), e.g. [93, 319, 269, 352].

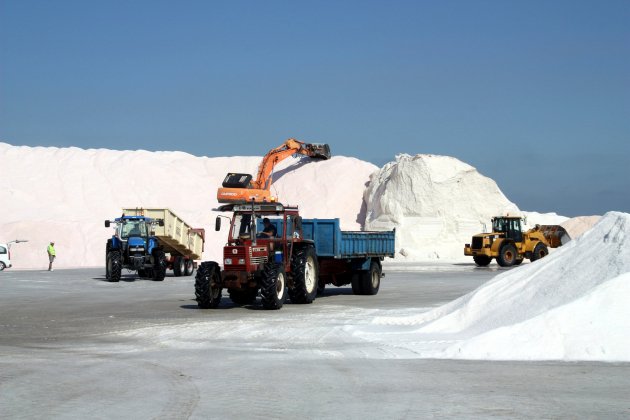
[257, 218, 277, 238]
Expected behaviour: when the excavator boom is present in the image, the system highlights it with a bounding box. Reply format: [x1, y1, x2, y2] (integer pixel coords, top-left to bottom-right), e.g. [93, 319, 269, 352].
[217, 138, 331, 203]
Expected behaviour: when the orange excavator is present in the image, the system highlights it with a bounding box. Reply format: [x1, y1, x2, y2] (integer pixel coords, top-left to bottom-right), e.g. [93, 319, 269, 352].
[217, 138, 331, 203]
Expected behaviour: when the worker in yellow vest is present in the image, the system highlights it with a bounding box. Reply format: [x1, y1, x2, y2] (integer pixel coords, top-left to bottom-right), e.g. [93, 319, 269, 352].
[47, 241, 56, 271]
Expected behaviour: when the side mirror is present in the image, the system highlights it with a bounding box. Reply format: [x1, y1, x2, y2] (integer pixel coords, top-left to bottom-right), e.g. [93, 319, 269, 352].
[105, 220, 110, 228]
[215, 216, 221, 231]
[294, 216, 302, 231]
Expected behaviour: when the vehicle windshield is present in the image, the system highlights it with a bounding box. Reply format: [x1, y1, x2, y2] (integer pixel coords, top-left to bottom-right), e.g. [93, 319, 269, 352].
[231, 214, 253, 239]
[492, 218, 507, 232]
[120, 220, 149, 238]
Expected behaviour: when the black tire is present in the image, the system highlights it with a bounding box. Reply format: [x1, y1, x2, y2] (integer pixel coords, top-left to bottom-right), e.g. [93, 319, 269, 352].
[195, 261, 222, 309]
[530, 243, 549, 262]
[317, 281, 326, 296]
[137, 268, 146, 277]
[229, 289, 257, 305]
[152, 249, 167, 281]
[360, 260, 381, 295]
[173, 256, 184, 277]
[473, 255, 492, 267]
[184, 259, 194, 276]
[106, 250, 122, 282]
[289, 246, 319, 304]
[497, 243, 517, 267]
[260, 263, 287, 310]
[514, 257, 524, 265]
[351, 274, 363, 295]
[0, 261, 6, 271]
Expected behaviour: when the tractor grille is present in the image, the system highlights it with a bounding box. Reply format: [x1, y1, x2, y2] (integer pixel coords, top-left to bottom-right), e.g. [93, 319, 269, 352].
[249, 247, 268, 265]
[224, 247, 246, 270]
[471, 237, 484, 250]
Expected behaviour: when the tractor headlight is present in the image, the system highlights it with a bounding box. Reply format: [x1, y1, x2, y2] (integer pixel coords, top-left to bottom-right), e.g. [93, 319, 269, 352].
[224, 258, 233, 265]
[238, 258, 245, 265]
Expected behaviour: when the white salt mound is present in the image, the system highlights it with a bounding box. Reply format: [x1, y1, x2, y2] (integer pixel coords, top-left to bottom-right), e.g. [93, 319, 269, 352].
[0, 143, 376, 269]
[358, 211, 630, 361]
[561, 215, 601, 239]
[363, 153, 519, 261]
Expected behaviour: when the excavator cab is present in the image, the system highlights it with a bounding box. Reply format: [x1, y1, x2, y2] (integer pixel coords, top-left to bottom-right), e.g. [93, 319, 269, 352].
[222, 173, 253, 189]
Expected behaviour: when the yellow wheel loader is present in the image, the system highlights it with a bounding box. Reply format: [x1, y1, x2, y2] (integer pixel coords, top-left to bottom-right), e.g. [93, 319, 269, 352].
[464, 216, 570, 267]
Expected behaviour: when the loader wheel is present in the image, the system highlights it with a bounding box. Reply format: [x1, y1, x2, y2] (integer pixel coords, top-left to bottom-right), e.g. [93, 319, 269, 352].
[229, 289, 257, 305]
[152, 249, 167, 281]
[514, 257, 524, 265]
[497, 243, 517, 267]
[173, 256, 184, 277]
[184, 259, 194, 276]
[289, 246, 318, 304]
[473, 255, 492, 267]
[261, 263, 286, 310]
[106, 250, 122, 282]
[530, 243, 549, 262]
[360, 261, 381, 295]
[195, 262, 222, 309]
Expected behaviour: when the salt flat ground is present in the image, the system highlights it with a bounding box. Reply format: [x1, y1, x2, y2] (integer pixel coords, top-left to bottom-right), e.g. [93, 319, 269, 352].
[0, 265, 628, 419]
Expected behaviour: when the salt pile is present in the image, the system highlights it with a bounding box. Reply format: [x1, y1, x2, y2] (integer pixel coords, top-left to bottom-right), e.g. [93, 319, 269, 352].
[363, 154, 520, 261]
[0, 143, 375, 269]
[353, 211, 630, 361]
[0, 143, 588, 269]
[561, 215, 601, 239]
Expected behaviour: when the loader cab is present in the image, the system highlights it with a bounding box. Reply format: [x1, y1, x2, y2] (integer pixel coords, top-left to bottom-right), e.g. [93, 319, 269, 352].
[492, 217, 523, 243]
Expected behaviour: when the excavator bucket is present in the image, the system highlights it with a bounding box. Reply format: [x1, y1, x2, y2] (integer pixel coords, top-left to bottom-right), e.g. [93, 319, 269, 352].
[538, 225, 571, 248]
[306, 143, 331, 160]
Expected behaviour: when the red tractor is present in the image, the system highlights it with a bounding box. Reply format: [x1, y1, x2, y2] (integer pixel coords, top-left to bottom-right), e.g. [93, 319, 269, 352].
[195, 202, 318, 310]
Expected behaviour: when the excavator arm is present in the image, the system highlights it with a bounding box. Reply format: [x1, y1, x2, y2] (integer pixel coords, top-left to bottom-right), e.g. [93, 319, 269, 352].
[217, 138, 331, 203]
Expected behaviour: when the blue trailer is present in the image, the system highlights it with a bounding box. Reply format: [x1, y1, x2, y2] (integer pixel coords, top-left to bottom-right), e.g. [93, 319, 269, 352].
[195, 202, 396, 310]
[298, 218, 395, 294]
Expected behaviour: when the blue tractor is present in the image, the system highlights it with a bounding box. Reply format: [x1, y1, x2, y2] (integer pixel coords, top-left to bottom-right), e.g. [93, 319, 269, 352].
[104, 215, 166, 282]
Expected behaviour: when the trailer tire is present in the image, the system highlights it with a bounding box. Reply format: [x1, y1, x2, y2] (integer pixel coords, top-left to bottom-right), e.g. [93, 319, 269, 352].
[173, 256, 184, 277]
[184, 259, 194, 276]
[106, 250, 122, 282]
[497, 243, 517, 267]
[360, 261, 381, 295]
[289, 246, 318, 304]
[261, 263, 286, 310]
[530, 243, 548, 262]
[195, 262, 222, 309]
[152, 249, 167, 281]
[351, 274, 363, 295]
[473, 255, 491, 266]
[229, 289, 257, 305]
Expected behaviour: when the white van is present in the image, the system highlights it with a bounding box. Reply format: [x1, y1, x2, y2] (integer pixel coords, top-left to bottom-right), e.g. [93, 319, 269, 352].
[0, 243, 11, 270]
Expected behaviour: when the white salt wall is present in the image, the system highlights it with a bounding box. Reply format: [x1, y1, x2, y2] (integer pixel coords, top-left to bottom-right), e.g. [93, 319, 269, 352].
[0, 143, 376, 269]
[363, 154, 520, 261]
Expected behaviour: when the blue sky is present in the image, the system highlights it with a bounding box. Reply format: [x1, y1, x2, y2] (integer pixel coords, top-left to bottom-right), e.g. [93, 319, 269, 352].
[1, 0, 628, 216]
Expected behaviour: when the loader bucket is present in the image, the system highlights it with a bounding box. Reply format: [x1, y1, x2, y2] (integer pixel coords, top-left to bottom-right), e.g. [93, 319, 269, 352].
[307, 143, 331, 160]
[538, 225, 571, 248]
